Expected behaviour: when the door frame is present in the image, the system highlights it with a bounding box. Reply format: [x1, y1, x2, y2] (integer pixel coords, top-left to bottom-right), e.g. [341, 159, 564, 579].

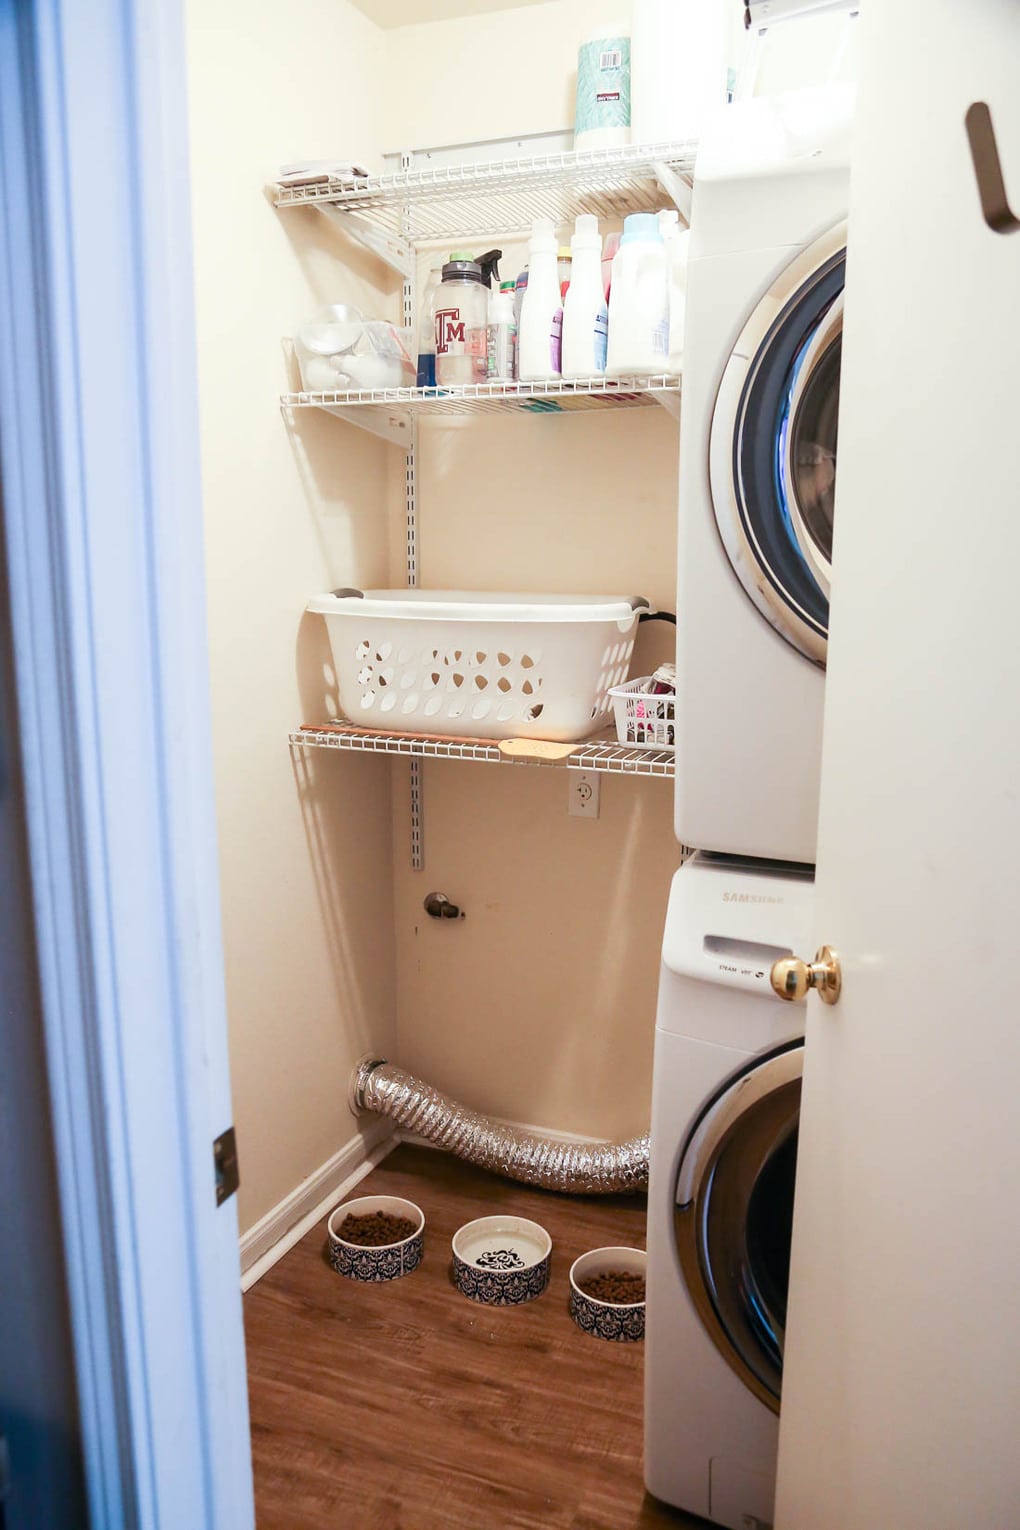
[0, 2, 253, 1526]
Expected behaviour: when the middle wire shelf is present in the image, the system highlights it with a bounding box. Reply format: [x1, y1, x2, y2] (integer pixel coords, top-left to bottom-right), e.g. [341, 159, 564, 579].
[281, 374, 681, 445]
[291, 724, 675, 778]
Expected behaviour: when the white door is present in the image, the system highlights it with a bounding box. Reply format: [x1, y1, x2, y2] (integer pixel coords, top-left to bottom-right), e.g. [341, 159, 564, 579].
[776, 3, 1020, 1526]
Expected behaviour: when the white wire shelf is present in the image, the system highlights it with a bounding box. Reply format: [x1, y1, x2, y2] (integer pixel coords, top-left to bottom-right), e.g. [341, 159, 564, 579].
[281, 375, 681, 443]
[273, 140, 697, 245]
[291, 724, 675, 778]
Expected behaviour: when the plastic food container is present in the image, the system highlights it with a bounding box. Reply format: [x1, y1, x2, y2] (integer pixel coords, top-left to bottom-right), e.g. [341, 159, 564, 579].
[609, 677, 675, 749]
[307, 589, 648, 742]
[295, 304, 415, 393]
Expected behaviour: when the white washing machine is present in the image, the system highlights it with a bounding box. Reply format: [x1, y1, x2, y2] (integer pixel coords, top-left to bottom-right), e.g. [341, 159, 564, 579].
[675, 85, 854, 864]
[644, 853, 814, 1528]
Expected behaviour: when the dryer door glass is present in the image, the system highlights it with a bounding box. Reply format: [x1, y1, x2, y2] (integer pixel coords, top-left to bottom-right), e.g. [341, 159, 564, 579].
[673, 1044, 803, 1414]
[710, 221, 847, 668]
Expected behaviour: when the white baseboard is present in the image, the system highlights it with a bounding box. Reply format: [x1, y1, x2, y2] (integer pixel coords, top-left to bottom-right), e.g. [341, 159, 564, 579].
[239, 1119, 396, 1291]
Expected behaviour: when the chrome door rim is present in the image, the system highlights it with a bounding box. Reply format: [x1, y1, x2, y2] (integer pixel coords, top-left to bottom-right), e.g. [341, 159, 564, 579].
[709, 219, 848, 667]
[782, 290, 843, 599]
[674, 1043, 804, 1414]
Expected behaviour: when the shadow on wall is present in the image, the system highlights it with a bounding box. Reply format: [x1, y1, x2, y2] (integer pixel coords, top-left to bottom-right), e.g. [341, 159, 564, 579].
[283, 403, 393, 591]
[273, 195, 398, 593]
[296, 606, 341, 724]
[291, 612, 395, 1063]
[262, 190, 401, 320]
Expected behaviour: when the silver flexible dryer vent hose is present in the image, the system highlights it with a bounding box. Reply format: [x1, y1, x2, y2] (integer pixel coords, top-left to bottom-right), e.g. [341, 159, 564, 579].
[353, 1059, 649, 1194]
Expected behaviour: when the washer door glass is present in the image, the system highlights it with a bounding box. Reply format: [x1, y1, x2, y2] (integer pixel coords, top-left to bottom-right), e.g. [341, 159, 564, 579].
[710, 221, 847, 667]
[673, 1044, 802, 1413]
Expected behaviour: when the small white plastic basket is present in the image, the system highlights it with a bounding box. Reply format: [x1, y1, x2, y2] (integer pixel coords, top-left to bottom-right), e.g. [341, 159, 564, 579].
[308, 589, 648, 742]
[609, 678, 676, 750]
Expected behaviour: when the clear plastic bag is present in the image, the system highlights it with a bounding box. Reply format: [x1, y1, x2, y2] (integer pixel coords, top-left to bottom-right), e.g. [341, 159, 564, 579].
[295, 304, 415, 393]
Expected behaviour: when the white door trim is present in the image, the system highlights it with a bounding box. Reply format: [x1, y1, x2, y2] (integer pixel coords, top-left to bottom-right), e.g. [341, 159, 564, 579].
[0, 2, 254, 1526]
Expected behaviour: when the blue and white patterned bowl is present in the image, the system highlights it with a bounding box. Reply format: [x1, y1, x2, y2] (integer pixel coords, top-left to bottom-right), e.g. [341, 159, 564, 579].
[451, 1215, 552, 1306]
[327, 1194, 425, 1282]
[569, 1246, 646, 1342]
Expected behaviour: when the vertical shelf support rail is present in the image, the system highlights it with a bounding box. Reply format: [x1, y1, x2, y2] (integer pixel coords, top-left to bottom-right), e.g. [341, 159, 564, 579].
[400, 149, 424, 872]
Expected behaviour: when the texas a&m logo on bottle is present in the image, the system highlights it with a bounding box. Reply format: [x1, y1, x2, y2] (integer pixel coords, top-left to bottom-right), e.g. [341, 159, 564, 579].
[435, 307, 465, 354]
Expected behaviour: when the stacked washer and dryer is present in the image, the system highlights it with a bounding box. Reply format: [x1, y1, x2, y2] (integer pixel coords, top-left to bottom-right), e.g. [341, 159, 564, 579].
[644, 86, 854, 1529]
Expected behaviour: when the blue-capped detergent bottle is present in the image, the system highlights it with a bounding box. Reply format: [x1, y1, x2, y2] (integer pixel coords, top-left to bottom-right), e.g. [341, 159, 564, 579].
[606, 212, 669, 378]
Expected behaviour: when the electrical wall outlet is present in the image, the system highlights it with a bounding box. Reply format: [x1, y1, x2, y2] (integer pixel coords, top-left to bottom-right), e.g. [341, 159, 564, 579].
[568, 770, 600, 819]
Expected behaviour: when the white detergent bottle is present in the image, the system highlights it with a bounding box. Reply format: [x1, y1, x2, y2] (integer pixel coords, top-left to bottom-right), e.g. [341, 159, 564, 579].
[562, 215, 608, 379]
[518, 218, 562, 382]
[606, 212, 669, 378]
[665, 225, 690, 376]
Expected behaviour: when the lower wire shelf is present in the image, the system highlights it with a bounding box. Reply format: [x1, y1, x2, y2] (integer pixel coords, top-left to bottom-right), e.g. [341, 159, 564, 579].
[290, 723, 675, 778]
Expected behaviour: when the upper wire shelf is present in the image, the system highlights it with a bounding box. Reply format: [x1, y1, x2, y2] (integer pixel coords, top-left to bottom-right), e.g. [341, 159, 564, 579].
[272, 140, 697, 245]
[291, 724, 675, 778]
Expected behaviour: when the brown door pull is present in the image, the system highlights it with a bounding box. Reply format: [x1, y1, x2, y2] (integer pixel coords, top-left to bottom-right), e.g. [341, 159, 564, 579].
[965, 101, 1020, 235]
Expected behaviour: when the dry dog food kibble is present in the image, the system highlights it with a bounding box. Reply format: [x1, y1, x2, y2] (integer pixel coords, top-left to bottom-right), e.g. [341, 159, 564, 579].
[338, 1211, 417, 1246]
[579, 1270, 645, 1304]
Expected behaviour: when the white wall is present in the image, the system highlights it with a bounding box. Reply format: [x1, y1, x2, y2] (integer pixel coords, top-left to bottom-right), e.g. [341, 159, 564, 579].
[185, 0, 398, 1233]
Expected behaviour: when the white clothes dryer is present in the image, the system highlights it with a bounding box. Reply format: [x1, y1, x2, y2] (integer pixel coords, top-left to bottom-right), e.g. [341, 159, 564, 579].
[644, 854, 814, 1529]
[675, 86, 854, 864]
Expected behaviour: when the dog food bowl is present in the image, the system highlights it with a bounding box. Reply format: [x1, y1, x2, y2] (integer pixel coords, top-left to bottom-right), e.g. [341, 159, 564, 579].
[326, 1194, 424, 1282]
[451, 1215, 551, 1306]
[568, 1246, 646, 1342]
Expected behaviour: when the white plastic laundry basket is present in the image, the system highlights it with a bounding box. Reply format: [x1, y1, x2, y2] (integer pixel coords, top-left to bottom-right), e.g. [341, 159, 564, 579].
[609, 677, 676, 749]
[308, 590, 649, 742]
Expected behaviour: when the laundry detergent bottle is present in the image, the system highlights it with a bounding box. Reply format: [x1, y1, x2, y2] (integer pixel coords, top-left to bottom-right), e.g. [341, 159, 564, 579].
[562, 215, 608, 378]
[517, 218, 562, 382]
[606, 212, 669, 378]
[664, 222, 690, 377]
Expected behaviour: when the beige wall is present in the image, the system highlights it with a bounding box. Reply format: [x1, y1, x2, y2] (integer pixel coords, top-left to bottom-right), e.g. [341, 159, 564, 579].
[390, 410, 681, 1138]
[380, 0, 857, 1138]
[385, 0, 631, 150]
[185, 0, 861, 1234]
[185, 0, 399, 1232]
[385, 1, 853, 154]
[384, 0, 684, 1140]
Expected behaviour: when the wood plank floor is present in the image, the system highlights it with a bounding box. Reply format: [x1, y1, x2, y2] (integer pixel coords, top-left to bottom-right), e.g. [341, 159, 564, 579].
[244, 1145, 711, 1530]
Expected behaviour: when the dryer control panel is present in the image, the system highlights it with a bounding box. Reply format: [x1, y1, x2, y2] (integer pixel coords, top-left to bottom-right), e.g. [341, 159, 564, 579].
[661, 852, 815, 999]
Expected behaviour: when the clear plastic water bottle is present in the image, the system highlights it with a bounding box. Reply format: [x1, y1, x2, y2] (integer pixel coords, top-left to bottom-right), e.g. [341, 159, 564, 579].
[432, 255, 489, 386]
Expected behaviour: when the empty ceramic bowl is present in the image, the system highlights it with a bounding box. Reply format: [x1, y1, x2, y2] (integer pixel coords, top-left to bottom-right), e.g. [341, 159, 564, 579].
[452, 1215, 551, 1306]
[327, 1194, 424, 1282]
[568, 1246, 646, 1342]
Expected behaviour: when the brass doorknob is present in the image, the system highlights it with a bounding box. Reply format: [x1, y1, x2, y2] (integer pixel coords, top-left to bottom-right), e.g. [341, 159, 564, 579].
[770, 946, 842, 1005]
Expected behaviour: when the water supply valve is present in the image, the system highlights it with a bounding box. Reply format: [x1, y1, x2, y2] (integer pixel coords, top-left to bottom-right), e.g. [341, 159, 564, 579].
[423, 891, 464, 920]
